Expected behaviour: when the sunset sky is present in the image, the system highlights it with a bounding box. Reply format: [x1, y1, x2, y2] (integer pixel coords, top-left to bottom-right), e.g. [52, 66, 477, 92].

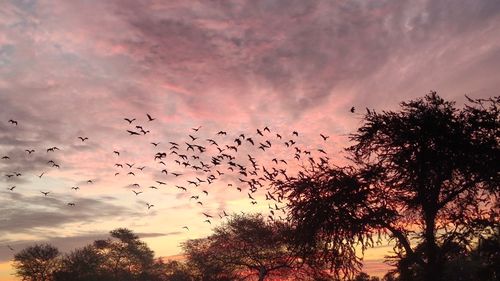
[1, 0, 500, 280]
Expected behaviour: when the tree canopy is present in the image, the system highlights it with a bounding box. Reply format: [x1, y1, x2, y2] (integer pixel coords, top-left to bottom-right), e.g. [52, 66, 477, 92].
[182, 214, 329, 281]
[274, 92, 499, 281]
[13, 243, 60, 281]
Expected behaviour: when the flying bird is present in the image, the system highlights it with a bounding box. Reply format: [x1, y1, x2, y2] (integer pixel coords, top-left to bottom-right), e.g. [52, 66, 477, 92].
[132, 190, 143, 195]
[7, 186, 16, 191]
[350, 106, 355, 113]
[320, 134, 329, 141]
[78, 136, 88, 142]
[25, 149, 35, 154]
[127, 130, 140, 136]
[40, 191, 50, 196]
[113, 151, 120, 156]
[146, 114, 155, 121]
[146, 203, 154, 209]
[182, 226, 190, 231]
[8, 119, 18, 125]
[124, 118, 136, 124]
[192, 126, 202, 132]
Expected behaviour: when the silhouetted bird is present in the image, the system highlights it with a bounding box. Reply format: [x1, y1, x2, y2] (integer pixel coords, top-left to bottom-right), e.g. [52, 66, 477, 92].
[78, 137, 88, 142]
[41, 191, 50, 196]
[8, 119, 18, 125]
[350, 106, 355, 113]
[320, 134, 329, 141]
[124, 118, 136, 124]
[146, 114, 155, 121]
[318, 149, 327, 154]
[132, 190, 142, 195]
[25, 149, 35, 154]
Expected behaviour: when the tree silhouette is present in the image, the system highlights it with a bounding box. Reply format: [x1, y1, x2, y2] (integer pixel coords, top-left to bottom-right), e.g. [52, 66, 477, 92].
[384, 229, 499, 281]
[274, 93, 499, 281]
[92, 228, 158, 281]
[159, 260, 195, 281]
[13, 243, 60, 281]
[183, 214, 327, 281]
[53, 245, 109, 281]
[15, 228, 167, 281]
[182, 238, 236, 281]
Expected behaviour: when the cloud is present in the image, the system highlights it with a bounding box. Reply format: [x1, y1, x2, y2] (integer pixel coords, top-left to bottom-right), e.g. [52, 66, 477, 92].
[0, 0, 499, 277]
[0, 230, 179, 263]
[0, 191, 142, 236]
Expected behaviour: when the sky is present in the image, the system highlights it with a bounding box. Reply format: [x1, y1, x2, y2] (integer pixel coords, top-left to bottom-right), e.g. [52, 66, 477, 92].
[1, 0, 500, 280]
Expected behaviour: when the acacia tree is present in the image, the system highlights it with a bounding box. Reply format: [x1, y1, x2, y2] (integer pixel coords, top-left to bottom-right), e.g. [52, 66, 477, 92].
[13, 243, 60, 281]
[53, 245, 109, 281]
[274, 93, 499, 281]
[92, 228, 157, 281]
[183, 214, 328, 281]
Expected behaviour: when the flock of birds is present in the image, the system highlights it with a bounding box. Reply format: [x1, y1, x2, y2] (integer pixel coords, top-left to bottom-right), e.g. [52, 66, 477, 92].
[1, 109, 358, 251]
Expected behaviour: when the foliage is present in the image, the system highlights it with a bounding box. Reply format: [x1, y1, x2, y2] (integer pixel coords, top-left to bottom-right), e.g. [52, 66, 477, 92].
[53, 245, 109, 281]
[274, 93, 499, 281]
[14, 228, 173, 281]
[13, 243, 60, 281]
[384, 229, 499, 281]
[182, 214, 328, 281]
